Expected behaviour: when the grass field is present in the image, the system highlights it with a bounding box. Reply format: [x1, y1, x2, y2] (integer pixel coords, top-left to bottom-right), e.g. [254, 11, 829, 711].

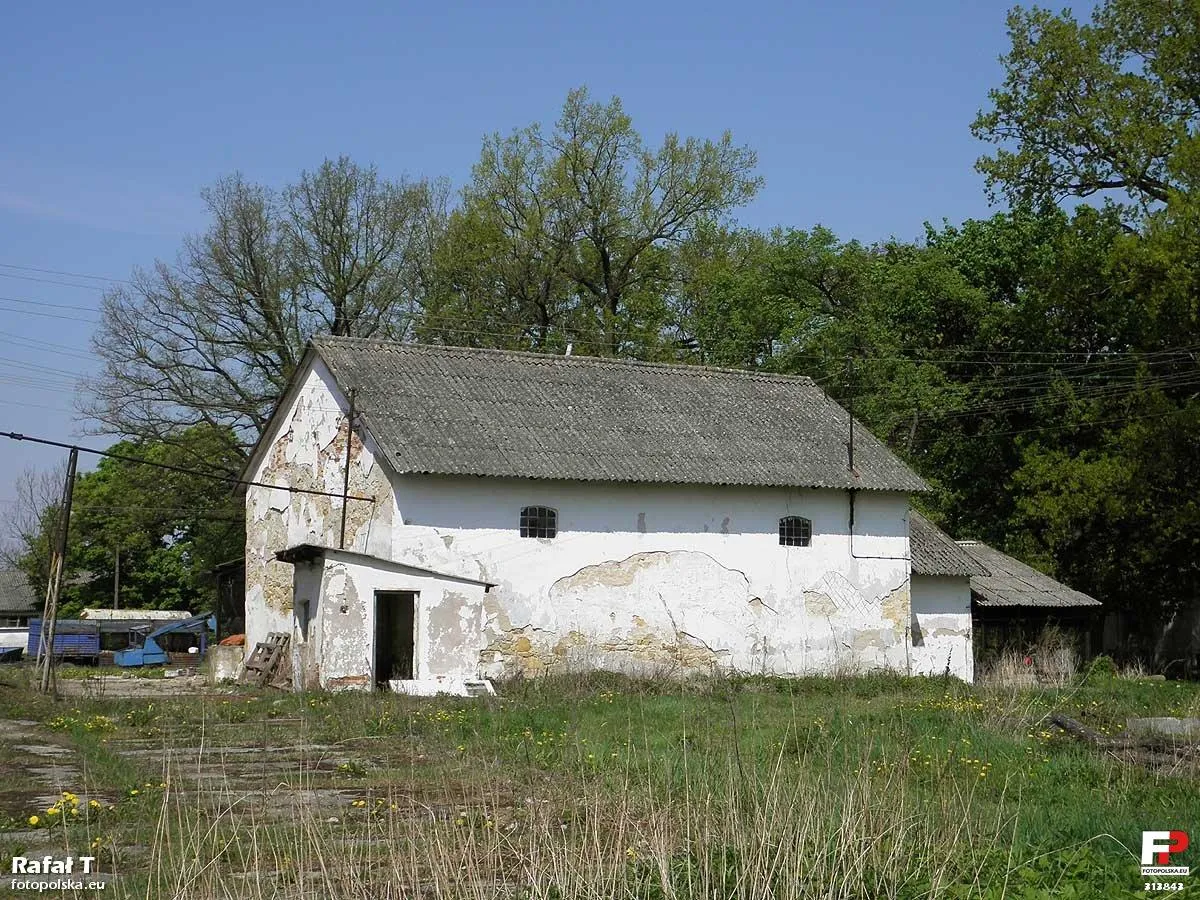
[0, 666, 1197, 898]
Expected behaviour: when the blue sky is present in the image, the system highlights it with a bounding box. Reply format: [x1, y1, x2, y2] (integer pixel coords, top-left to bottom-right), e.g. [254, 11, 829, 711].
[0, 0, 1065, 501]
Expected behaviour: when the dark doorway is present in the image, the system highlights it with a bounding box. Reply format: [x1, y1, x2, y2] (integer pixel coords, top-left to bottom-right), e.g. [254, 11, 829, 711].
[374, 591, 416, 684]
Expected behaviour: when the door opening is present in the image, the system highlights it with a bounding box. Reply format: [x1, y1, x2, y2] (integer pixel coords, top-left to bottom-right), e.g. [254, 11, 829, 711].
[374, 591, 416, 685]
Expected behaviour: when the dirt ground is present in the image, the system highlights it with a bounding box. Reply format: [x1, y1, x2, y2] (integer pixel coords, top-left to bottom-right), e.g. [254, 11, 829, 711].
[56, 673, 210, 698]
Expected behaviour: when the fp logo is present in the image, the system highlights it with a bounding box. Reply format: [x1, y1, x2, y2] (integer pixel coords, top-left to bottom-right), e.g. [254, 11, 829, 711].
[1142, 831, 1190, 875]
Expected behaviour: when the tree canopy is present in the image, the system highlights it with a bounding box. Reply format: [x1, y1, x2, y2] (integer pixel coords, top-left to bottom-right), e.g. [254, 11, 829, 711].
[422, 88, 762, 357]
[972, 0, 1200, 214]
[15, 426, 244, 617]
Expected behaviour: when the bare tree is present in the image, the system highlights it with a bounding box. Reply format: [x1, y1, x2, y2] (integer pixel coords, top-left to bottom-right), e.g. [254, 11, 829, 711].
[82, 157, 448, 465]
[1, 463, 66, 586]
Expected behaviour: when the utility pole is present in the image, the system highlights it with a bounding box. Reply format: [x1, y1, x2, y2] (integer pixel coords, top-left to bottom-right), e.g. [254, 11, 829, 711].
[113, 543, 120, 610]
[339, 389, 356, 550]
[37, 447, 78, 696]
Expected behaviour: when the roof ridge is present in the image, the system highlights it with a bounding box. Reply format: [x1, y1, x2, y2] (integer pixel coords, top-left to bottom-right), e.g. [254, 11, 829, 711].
[310, 336, 819, 386]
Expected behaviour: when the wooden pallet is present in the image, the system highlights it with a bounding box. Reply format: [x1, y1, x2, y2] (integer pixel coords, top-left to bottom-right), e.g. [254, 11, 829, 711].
[240, 632, 289, 687]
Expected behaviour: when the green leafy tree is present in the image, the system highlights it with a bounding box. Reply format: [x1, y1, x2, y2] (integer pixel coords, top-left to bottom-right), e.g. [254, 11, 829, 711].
[17, 426, 244, 616]
[672, 225, 873, 369]
[973, 0, 1200, 214]
[423, 88, 762, 356]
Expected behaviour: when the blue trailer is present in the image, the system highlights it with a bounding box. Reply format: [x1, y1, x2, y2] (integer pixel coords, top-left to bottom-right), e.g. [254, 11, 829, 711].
[27, 619, 101, 663]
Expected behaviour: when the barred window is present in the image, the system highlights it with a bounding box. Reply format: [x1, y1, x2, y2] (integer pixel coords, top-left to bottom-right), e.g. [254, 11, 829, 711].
[779, 516, 812, 547]
[520, 506, 558, 539]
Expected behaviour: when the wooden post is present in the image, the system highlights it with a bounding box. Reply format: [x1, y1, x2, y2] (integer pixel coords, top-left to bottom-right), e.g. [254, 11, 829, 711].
[38, 447, 78, 696]
[339, 389, 356, 550]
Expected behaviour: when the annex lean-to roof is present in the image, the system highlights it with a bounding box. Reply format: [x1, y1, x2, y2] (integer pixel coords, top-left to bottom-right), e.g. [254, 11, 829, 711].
[276, 544, 496, 589]
[956, 541, 1102, 609]
[305, 337, 929, 493]
[907, 512, 1101, 609]
[908, 511, 989, 578]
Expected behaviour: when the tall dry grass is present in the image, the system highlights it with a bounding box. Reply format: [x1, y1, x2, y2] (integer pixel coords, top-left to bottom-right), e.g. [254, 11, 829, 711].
[134, 725, 1020, 900]
[977, 627, 1079, 690]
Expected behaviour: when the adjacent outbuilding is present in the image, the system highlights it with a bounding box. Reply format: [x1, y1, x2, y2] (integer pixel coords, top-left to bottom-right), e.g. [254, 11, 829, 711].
[907, 512, 988, 681]
[907, 513, 1102, 673]
[956, 540, 1102, 661]
[0, 569, 39, 657]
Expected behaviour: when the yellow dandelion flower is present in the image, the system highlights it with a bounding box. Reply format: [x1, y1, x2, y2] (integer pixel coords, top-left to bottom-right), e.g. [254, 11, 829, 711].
[28, 815, 39, 826]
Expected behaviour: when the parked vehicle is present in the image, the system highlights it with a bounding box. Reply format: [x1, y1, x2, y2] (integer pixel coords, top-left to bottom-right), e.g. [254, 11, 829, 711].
[114, 612, 215, 667]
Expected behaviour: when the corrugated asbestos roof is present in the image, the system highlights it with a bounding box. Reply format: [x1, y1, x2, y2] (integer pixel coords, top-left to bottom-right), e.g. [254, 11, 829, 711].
[311, 338, 929, 492]
[0, 569, 38, 616]
[957, 541, 1102, 608]
[909, 511, 989, 577]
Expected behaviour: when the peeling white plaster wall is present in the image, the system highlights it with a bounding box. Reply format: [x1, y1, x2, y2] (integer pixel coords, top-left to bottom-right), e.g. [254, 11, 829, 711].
[244, 357, 397, 659]
[387, 475, 914, 679]
[909, 574, 973, 681]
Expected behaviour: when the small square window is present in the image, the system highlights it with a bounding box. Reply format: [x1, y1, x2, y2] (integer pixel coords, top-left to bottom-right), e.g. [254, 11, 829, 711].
[779, 516, 812, 547]
[520, 506, 557, 539]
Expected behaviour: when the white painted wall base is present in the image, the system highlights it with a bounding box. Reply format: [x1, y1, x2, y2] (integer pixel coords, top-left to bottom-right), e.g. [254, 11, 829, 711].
[910, 574, 973, 682]
[388, 677, 496, 697]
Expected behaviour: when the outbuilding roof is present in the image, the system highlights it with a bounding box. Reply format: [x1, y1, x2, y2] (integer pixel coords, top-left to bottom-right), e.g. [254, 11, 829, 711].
[956, 541, 1102, 608]
[308, 338, 929, 493]
[909, 511, 989, 577]
[80, 609, 193, 621]
[0, 569, 39, 616]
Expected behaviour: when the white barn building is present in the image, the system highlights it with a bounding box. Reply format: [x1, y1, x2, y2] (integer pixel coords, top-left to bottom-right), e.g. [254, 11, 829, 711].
[241, 338, 976, 690]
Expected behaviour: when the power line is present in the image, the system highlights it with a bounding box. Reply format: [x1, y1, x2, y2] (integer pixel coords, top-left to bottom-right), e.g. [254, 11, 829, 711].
[0, 398, 78, 414]
[0, 262, 130, 284]
[0, 294, 104, 313]
[0, 329, 96, 361]
[0, 272, 108, 292]
[0, 302, 101, 324]
[0, 355, 92, 380]
[967, 408, 1185, 440]
[0, 432, 376, 503]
